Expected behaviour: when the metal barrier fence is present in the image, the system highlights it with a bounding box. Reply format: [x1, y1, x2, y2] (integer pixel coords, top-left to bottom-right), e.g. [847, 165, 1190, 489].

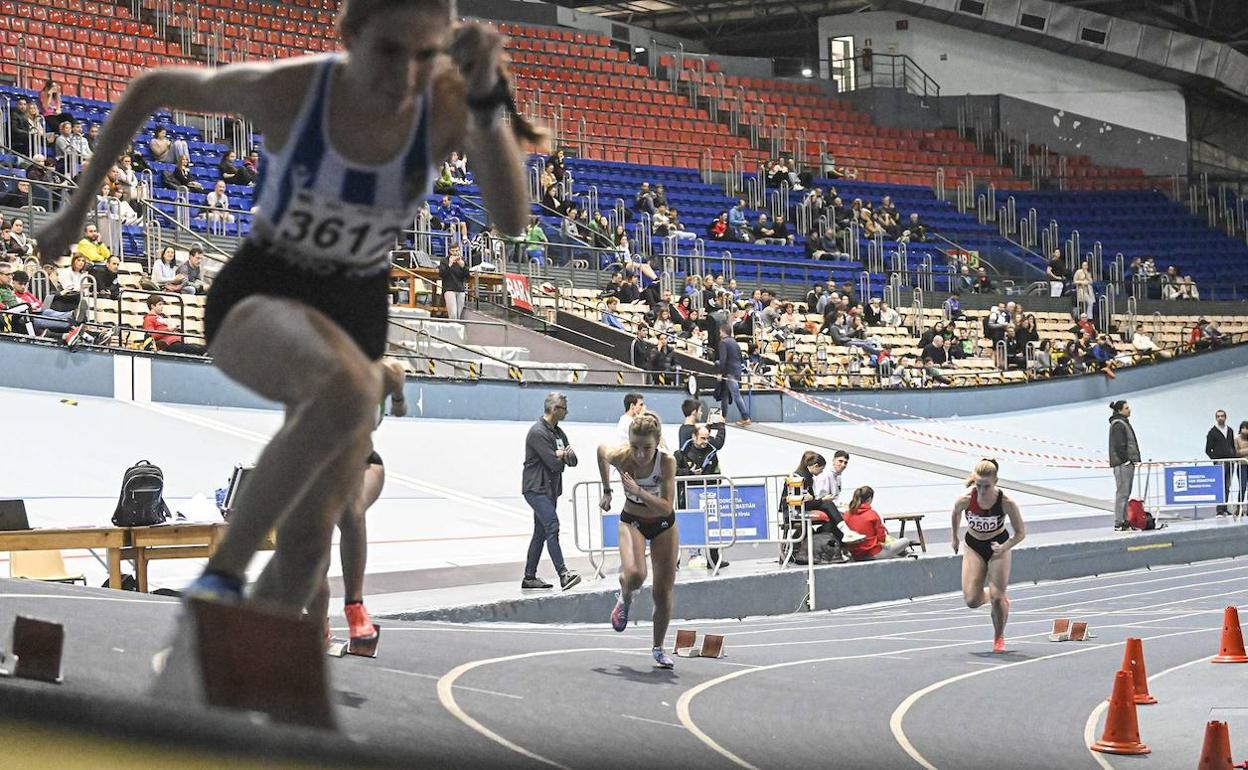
[1135, 458, 1248, 519]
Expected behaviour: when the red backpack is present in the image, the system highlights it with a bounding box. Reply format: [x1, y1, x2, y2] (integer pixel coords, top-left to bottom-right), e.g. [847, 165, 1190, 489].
[1126, 499, 1155, 530]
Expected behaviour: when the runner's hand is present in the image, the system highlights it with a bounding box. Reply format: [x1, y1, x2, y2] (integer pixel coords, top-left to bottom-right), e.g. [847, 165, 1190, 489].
[449, 22, 505, 99]
[990, 541, 1009, 554]
[599, 488, 613, 511]
[951, 537, 960, 554]
[620, 471, 642, 498]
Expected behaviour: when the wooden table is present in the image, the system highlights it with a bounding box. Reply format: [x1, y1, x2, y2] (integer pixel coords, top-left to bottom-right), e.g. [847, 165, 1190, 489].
[0, 527, 127, 588]
[125, 523, 276, 593]
[1, 524, 275, 593]
[390, 265, 505, 314]
[884, 514, 927, 552]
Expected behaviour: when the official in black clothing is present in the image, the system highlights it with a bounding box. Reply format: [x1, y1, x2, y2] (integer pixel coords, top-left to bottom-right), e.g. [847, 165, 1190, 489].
[520, 393, 582, 591]
[715, 326, 752, 425]
[675, 413, 730, 569]
[1206, 409, 1237, 515]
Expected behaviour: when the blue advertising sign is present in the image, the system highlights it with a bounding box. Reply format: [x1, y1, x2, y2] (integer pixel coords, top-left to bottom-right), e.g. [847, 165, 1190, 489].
[1164, 465, 1225, 505]
[599, 482, 770, 548]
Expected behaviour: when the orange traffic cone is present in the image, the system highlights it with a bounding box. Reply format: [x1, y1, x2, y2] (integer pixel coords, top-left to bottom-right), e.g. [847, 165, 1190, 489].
[1119, 637, 1157, 705]
[1213, 607, 1248, 664]
[1198, 720, 1233, 770]
[1090, 670, 1150, 755]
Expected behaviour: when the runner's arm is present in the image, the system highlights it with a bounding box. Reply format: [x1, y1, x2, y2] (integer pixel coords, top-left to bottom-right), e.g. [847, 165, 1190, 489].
[950, 497, 967, 551]
[1001, 499, 1026, 550]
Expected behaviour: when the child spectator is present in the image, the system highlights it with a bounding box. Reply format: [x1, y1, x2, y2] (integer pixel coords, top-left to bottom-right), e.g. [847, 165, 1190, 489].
[842, 486, 914, 560]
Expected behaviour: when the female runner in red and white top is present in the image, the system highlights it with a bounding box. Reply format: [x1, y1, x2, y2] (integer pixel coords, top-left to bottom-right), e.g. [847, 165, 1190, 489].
[950, 459, 1026, 652]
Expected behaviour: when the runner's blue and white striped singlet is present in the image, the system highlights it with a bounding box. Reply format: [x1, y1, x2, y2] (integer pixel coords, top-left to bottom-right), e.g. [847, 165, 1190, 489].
[251, 53, 434, 275]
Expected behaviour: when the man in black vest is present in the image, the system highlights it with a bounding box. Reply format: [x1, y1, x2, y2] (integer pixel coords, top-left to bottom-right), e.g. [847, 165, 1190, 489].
[1206, 409, 1237, 515]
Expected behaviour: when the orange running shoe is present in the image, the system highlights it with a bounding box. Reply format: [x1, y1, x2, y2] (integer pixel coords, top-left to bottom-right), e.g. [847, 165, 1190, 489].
[345, 603, 377, 642]
[993, 636, 1006, 653]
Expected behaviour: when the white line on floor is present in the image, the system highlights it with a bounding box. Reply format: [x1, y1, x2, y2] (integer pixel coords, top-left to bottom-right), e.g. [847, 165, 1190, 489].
[377, 667, 524, 700]
[620, 714, 686, 729]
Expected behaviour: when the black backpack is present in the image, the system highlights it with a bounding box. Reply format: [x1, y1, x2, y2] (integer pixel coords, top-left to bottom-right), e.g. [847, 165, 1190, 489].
[112, 460, 173, 527]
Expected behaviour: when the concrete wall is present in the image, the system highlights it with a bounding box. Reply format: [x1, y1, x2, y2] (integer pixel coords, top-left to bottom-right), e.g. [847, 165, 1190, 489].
[391, 523, 1248, 623]
[817, 10, 1187, 141]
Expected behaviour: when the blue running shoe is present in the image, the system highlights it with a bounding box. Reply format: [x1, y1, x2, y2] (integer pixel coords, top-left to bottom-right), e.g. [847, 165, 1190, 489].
[652, 647, 674, 669]
[610, 593, 630, 632]
[183, 571, 243, 603]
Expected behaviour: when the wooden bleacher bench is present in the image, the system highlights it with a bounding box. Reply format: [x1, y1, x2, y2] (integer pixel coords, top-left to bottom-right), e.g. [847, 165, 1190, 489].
[884, 513, 926, 552]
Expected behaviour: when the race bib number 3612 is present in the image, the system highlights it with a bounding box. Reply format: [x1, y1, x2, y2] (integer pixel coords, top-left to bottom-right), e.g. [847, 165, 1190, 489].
[274, 190, 405, 269]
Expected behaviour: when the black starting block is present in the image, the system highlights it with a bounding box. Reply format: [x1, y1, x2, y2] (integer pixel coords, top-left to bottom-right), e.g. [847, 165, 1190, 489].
[0, 616, 65, 684]
[346, 623, 381, 659]
[190, 599, 335, 729]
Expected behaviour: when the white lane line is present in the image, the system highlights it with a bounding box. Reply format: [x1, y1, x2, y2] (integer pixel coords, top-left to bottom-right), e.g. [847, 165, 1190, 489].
[621, 714, 686, 729]
[889, 600, 1242, 770]
[1082, 654, 1214, 770]
[377, 667, 524, 700]
[963, 661, 1007, 667]
[0, 593, 178, 606]
[126, 400, 532, 522]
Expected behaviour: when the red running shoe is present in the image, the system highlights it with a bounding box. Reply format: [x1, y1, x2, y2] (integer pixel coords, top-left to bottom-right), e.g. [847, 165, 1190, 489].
[345, 603, 377, 643]
[993, 636, 1006, 653]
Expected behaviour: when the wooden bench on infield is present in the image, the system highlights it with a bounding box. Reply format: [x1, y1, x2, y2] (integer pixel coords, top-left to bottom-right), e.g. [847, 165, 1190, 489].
[884, 513, 927, 553]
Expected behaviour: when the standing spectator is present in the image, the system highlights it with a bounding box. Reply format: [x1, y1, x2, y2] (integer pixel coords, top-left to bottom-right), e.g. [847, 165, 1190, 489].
[716, 325, 752, 426]
[1108, 400, 1141, 531]
[520, 392, 582, 591]
[438, 245, 469, 319]
[616, 392, 646, 442]
[842, 486, 913, 560]
[142, 296, 207, 354]
[1045, 249, 1067, 297]
[176, 246, 210, 294]
[629, 324, 654, 371]
[1235, 422, 1248, 516]
[74, 223, 112, 264]
[1073, 260, 1094, 314]
[1206, 409, 1237, 516]
[674, 416, 730, 569]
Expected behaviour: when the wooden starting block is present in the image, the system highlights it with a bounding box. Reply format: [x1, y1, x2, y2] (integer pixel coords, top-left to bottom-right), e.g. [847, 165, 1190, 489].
[673, 629, 727, 658]
[1048, 618, 1095, 642]
[190, 599, 335, 729]
[0, 617, 65, 684]
[1049, 618, 1072, 642]
[346, 624, 380, 658]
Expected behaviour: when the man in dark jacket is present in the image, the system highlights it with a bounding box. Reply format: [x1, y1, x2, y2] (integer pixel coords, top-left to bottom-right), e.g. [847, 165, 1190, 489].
[675, 419, 730, 569]
[438, 248, 469, 320]
[1108, 400, 1141, 531]
[521, 393, 582, 591]
[1206, 409, 1237, 515]
[716, 327, 751, 426]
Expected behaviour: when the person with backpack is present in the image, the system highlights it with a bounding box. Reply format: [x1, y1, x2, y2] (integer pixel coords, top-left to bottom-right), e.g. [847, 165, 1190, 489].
[1108, 400, 1141, 532]
[951, 459, 1026, 653]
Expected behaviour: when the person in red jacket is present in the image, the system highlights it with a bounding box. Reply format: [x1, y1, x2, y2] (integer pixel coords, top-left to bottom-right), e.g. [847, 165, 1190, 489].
[841, 486, 913, 560]
[142, 295, 207, 355]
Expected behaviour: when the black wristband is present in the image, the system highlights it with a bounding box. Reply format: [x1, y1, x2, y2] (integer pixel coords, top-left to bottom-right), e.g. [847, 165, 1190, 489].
[465, 72, 512, 113]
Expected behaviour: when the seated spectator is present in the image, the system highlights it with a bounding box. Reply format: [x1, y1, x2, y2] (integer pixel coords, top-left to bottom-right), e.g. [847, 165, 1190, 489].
[91, 255, 122, 300]
[876, 208, 901, 239]
[58, 254, 91, 292]
[0, 179, 34, 210]
[5, 269, 82, 338]
[805, 283, 824, 310]
[878, 300, 901, 327]
[771, 214, 794, 245]
[599, 271, 625, 300]
[68, 121, 93, 162]
[653, 184, 668, 209]
[1130, 323, 1167, 360]
[1003, 326, 1026, 370]
[176, 247, 210, 294]
[651, 205, 672, 237]
[1070, 312, 1097, 338]
[783, 451, 865, 550]
[74, 223, 112, 264]
[753, 213, 784, 245]
[3, 218, 35, 258]
[776, 303, 801, 332]
[1203, 320, 1225, 349]
[648, 333, 677, 383]
[142, 295, 207, 355]
[217, 150, 242, 185]
[971, 267, 995, 294]
[115, 154, 141, 202]
[942, 292, 966, 321]
[541, 176, 571, 216]
[666, 207, 697, 241]
[921, 334, 950, 366]
[523, 218, 548, 264]
[877, 195, 898, 221]
[164, 155, 204, 192]
[859, 207, 884, 237]
[634, 182, 657, 216]
[148, 126, 173, 163]
[1015, 315, 1039, 349]
[919, 320, 947, 348]
[842, 486, 914, 560]
[1179, 275, 1200, 300]
[237, 149, 261, 186]
[432, 195, 469, 242]
[806, 226, 843, 261]
[1161, 265, 1182, 300]
[759, 298, 783, 329]
[151, 246, 187, 292]
[707, 212, 730, 241]
[902, 213, 927, 243]
[204, 180, 235, 225]
[443, 151, 469, 185]
[1090, 333, 1118, 378]
[52, 121, 76, 169]
[547, 149, 567, 182]
[618, 273, 641, 304]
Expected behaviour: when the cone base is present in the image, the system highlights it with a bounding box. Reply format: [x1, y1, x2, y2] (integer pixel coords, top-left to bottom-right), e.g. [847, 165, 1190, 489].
[1211, 655, 1248, 663]
[1133, 695, 1158, 705]
[1090, 740, 1151, 755]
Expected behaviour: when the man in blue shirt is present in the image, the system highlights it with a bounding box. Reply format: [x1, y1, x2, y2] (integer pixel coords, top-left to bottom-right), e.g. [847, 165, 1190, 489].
[601, 297, 626, 330]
